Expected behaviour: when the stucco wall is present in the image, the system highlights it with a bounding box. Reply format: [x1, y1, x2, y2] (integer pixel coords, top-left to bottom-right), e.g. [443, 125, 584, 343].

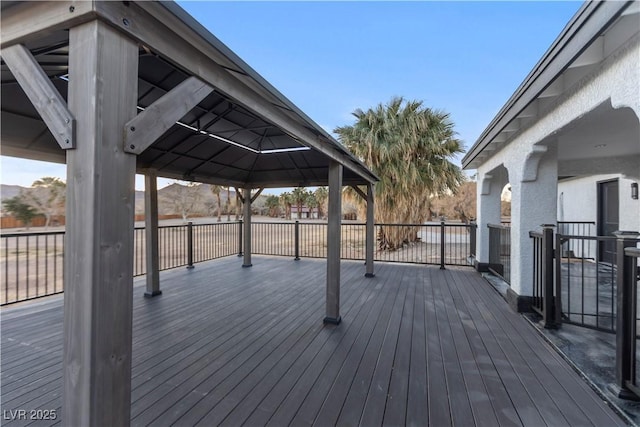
[474, 37, 640, 297]
[558, 174, 640, 232]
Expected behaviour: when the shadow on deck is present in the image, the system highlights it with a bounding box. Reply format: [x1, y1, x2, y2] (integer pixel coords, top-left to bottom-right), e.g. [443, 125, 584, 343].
[1, 256, 625, 426]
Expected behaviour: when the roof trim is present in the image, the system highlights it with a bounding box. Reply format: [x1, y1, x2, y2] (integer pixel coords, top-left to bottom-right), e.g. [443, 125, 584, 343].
[1, 0, 379, 186]
[133, 1, 379, 184]
[461, 0, 634, 169]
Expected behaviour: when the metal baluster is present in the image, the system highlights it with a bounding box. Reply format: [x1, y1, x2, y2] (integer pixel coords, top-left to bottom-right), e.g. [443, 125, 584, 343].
[16, 237, 20, 301]
[4, 237, 8, 304]
[36, 235, 39, 296]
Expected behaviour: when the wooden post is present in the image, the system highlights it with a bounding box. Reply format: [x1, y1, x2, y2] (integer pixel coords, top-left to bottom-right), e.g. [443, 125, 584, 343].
[324, 161, 342, 324]
[615, 232, 640, 400]
[242, 188, 252, 267]
[365, 183, 375, 278]
[144, 172, 161, 297]
[63, 20, 137, 426]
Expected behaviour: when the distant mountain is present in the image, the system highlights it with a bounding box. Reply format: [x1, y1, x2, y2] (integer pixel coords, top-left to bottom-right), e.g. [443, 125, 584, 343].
[135, 183, 261, 216]
[2, 183, 267, 217]
[1, 184, 25, 201]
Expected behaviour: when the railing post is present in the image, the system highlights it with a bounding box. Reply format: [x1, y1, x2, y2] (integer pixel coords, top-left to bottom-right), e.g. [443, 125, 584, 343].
[186, 221, 194, 269]
[294, 220, 300, 261]
[554, 232, 563, 325]
[237, 220, 243, 257]
[440, 218, 446, 270]
[541, 224, 556, 328]
[469, 220, 477, 259]
[614, 231, 640, 400]
[488, 225, 498, 266]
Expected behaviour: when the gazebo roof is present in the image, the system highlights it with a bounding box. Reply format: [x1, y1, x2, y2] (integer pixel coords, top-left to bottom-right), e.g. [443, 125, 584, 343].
[0, 1, 378, 188]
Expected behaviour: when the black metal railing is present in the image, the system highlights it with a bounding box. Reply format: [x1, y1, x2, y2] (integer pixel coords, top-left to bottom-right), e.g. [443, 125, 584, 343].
[556, 234, 619, 332]
[488, 223, 511, 284]
[1, 222, 241, 305]
[251, 222, 295, 257]
[557, 221, 596, 259]
[296, 222, 324, 258]
[248, 221, 475, 267]
[530, 227, 560, 328]
[527, 226, 640, 400]
[191, 222, 239, 263]
[616, 244, 640, 400]
[242, 221, 477, 266]
[372, 222, 472, 266]
[1, 220, 475, 305]
[0, 231, 65, 305]
[133, 224, 190, 273]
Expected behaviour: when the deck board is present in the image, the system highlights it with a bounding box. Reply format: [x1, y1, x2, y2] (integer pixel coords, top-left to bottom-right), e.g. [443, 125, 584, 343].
[0, 256, 626, 427]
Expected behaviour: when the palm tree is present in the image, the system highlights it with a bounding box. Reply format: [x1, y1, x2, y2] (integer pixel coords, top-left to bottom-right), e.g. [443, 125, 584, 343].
[306, 193, 318, 219]
[234, 188, 241, 220]
[314, 187, 328, 219]
[265, 195, 280, 217]
[279, 192, 293, 220]
[210, 185, 222, 222]
[225, 187, 232, 221]
[334, 97, 464, 250]
[291, 187, 308, 220]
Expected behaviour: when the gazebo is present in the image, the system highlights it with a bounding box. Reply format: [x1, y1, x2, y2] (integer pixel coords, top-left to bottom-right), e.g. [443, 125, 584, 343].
[1, 1, 378, 424]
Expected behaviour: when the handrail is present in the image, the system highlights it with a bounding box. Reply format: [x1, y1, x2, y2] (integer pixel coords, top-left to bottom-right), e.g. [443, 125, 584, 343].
[0, 230, 65, 238]
[625, 247, 640, 257]
[558, 221, 596, 224]
[1, 220, 477, 306]
[488, 223, 510, 230]
[557, 234, 617, 241]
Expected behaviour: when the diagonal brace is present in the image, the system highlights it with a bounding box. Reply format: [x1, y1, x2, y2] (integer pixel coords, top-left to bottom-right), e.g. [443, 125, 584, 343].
[124, 76, 213, 155]
[235, 187, 244, 204]
[238, 188, 264, 204]
[250, 188, 264, 204]
[350, 185, 367, 201]
[2, 44, 75, 149]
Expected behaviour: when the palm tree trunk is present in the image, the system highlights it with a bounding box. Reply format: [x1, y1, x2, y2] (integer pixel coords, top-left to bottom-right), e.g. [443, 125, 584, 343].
[216, 194, 221, 222]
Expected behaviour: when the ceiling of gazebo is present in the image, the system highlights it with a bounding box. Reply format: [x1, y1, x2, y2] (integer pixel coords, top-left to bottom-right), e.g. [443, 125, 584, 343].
[0, 1, 378, 188]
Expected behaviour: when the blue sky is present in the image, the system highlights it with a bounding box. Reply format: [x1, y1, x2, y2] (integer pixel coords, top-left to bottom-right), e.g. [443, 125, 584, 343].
[0, 1, 582, 192]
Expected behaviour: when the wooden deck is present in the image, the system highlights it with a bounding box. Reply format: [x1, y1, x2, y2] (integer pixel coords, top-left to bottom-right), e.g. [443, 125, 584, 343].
[1, 256, 625, 426]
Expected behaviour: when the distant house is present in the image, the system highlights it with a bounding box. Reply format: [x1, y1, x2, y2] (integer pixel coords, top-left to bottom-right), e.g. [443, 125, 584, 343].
[291, 205, 319, 219]
[462, 1, 639, 308]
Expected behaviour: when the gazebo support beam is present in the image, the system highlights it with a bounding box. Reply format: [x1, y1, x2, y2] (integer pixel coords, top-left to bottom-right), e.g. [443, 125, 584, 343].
[63, 20, 138, 426]
[1, 43, 75, 149]
[144, 171, 161, 297]
[123, 76, 213, 155]
[324, 161, 342, 325]
[242, 187, 252, 268]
